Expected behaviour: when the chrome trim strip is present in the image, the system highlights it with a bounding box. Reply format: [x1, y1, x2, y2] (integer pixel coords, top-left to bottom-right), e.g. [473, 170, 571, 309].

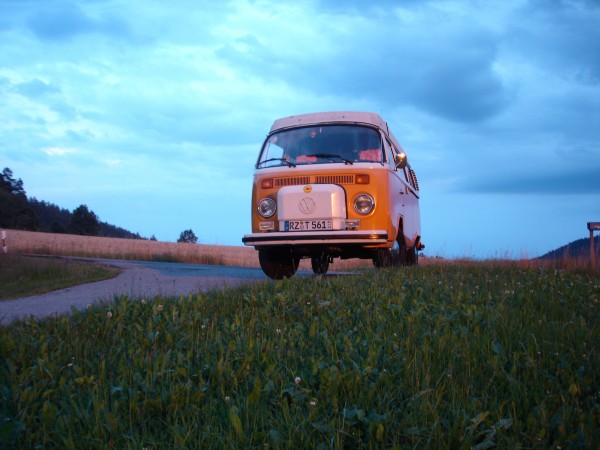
[242, 230, 388, 246]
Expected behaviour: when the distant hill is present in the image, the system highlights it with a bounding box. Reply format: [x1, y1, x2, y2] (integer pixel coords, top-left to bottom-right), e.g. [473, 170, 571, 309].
[538, 235, 599, 261]
[1, 167, 149, 240]
[29, 198, 146, 240]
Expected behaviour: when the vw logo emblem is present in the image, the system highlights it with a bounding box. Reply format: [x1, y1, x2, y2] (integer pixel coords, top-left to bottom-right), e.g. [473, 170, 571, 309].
[298, 197, 315, 214]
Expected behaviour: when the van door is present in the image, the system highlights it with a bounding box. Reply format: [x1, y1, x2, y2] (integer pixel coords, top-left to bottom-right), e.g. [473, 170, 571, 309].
[384, 137, 407, 243]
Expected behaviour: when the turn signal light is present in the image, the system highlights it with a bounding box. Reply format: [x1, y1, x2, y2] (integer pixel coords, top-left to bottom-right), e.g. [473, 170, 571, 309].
[356, 174, 370, 184]
[261, 178, 274, 189]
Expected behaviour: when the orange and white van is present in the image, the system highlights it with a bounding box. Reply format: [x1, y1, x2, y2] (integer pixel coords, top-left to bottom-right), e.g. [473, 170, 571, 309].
[242, 111, 423, 279]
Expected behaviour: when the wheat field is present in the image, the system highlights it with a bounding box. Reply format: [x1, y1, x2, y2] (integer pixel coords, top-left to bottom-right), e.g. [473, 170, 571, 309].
[1, 229, 371, 271]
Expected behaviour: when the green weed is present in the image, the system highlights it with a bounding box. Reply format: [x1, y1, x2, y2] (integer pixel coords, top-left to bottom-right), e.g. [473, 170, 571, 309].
[0, 264, 598, 448]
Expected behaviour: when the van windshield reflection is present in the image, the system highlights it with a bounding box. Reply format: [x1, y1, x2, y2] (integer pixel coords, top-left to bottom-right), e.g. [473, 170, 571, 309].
[257, 125, 384, 168]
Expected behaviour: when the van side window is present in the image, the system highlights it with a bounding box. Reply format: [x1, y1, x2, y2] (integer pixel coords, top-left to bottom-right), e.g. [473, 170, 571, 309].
[382, 138, 392, 164]
[404, 166, 419, 191]
[409, 167, 420, 191]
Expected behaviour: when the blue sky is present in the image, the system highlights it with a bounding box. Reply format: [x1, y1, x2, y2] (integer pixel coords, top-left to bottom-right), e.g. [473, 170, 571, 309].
[1, 0, 599, 258]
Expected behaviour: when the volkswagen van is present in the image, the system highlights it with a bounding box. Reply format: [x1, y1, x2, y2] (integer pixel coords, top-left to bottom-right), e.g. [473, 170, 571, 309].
[242, 111, 422, 279]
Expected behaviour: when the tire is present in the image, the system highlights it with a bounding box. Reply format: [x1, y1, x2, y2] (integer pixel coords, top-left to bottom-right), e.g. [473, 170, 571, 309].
[373, 248, 392, 268]
[406, 246, 418, 266]
[373, 234, 407, 268]
[258, 249, 299, 280]
[311, 254, 330, 275]
[393, 239, 407, 267]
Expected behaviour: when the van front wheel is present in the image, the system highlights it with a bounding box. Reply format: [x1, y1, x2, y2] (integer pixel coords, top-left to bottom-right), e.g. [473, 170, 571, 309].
[311, 254, 330, 275]
[373, 248, 392, 268]
[258, 249, 299, 280]
[373, 239, 407, 268]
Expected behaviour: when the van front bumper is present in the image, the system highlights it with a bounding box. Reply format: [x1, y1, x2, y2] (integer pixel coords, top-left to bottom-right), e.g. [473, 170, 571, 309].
[242, 230, 388, 247]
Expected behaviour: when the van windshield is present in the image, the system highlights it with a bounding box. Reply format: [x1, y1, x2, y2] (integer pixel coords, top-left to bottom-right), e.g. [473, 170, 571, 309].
[257, 125, 384, 168]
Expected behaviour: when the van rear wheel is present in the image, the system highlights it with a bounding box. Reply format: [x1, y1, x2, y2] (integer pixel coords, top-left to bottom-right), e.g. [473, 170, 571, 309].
[406, 246, 418, 266]
[258, 249, 299, 280]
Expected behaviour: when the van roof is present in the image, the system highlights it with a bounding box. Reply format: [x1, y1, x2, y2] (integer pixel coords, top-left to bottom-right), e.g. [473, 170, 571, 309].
[270, 111, 404, 153]
[271, 111, 386, 132]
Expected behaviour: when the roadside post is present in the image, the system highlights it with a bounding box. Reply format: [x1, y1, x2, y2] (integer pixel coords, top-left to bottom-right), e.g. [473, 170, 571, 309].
[588, 222, 600, 269]
[1, 230, 6, 254]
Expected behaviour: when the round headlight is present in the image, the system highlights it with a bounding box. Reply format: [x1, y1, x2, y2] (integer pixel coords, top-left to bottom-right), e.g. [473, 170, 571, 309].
[354, 194, 375, 215]
[258, 198, 276, 218]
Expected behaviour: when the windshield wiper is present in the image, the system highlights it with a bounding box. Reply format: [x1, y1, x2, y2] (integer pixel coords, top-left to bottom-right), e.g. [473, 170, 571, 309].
[259, 158, 296, 168]
[304, 153, 354, 165]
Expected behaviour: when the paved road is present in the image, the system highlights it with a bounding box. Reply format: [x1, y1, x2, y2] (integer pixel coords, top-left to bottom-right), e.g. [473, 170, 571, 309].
[0, 259, 276, 325]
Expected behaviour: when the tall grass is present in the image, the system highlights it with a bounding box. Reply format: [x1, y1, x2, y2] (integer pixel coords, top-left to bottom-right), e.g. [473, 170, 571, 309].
[1, 263, 597, 448]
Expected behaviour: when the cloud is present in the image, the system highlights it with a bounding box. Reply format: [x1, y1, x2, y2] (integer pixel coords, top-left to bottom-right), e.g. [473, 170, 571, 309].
[27, 3, 130, 41]
[15, 79, 60, 97]
[312, 0, 431, 17]
[508, 0, 600, 84]
[103, 158, 122, 167]
[461, 164, 600, 195]
[404, 42, 511, 122]
[43, 146, 77, 156]
[212, 2, 512, 123]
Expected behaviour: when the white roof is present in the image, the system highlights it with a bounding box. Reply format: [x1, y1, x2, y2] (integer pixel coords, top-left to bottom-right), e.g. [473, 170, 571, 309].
[271, 111, 386, 132]
[270, 111, 404, 153]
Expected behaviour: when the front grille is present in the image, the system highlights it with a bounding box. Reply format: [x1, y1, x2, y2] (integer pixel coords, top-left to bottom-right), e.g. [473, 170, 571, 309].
[274, 176, 311, 187]
[273, 174, 355, 187]
[315, 174, 355, 184]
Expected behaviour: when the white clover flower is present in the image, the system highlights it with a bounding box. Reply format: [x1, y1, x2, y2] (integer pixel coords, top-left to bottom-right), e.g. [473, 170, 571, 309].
[141, 299, 146, 304]
[158, 304, 164, 311]
[310, 398, 317, 407]
[106, 311, 113, 319]
[294, 377, 301, 385]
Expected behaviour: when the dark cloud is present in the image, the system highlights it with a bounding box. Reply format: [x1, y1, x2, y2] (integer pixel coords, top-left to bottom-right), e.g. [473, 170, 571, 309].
[27, 3, 130, 41]
[462, 166, 600, 195]
[213, 4, 511, 124]
[313, 0, 427, 16]
[511, 0, 600, 84]
[14, 79, 60, 97]
[404, 45, 511, 122]
[11, 78, 80, 120]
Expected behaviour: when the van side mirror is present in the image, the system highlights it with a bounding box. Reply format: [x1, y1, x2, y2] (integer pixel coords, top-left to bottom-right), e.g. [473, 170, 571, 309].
[394, 152, 407, 169]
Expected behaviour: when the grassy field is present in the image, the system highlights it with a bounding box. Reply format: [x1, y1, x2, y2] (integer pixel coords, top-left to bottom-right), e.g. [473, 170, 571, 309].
[0, 263, 597, 449]
[0, 254, 120, 301]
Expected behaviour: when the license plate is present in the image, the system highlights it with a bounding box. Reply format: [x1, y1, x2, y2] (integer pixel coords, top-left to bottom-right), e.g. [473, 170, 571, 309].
[285, 220, 333, 231]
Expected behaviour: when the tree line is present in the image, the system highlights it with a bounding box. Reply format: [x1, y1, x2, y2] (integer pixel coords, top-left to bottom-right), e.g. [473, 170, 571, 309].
[0, 168, 147, 239]
[1, 167, 200, 243]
